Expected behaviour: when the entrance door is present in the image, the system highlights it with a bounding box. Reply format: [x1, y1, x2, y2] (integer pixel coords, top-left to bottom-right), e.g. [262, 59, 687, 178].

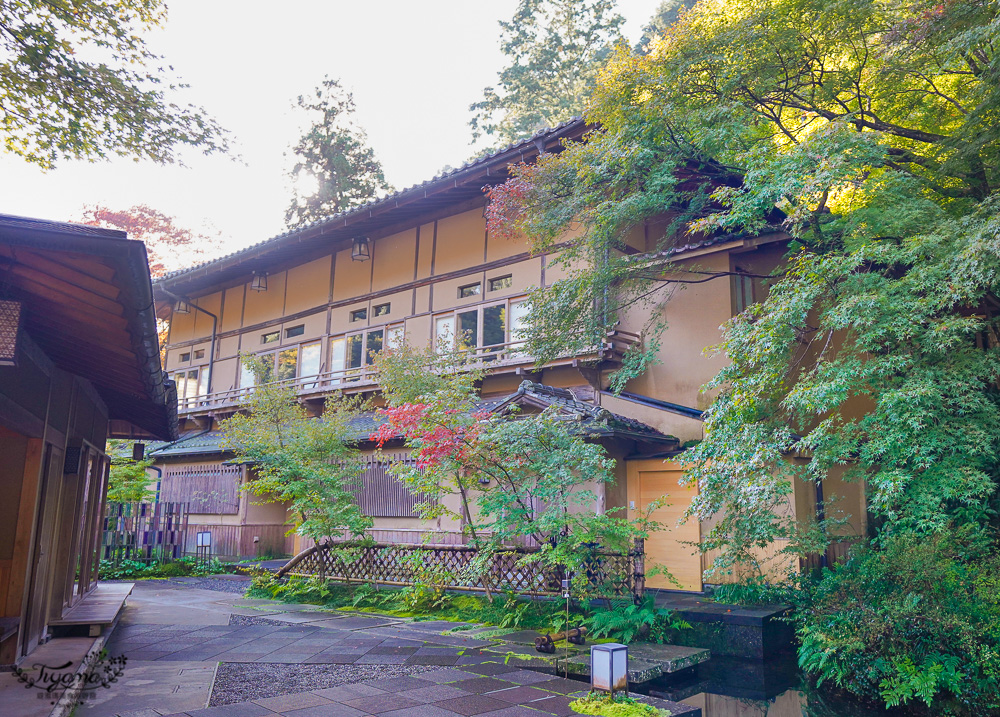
[627, 460, 702, 592]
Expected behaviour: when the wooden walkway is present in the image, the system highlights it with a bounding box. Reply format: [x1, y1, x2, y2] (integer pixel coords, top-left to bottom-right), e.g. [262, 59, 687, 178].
[49, 582, 134, 628]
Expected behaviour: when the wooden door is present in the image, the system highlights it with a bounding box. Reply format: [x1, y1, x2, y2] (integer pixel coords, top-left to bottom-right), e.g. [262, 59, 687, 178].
[23, 444, 62, 655]
[627, 460, 702, 592]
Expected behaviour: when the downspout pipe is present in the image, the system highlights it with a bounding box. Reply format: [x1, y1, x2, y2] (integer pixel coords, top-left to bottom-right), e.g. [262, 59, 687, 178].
[160, 288, 218, 398]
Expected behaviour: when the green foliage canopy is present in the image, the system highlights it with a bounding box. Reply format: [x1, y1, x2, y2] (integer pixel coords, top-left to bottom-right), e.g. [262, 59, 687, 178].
[490, 0, 1000, 573]
[469, 0, 624, 146]
[220, 355, 372, 543]
[0, 0, 226, 167]
[106, 439, 154, 503]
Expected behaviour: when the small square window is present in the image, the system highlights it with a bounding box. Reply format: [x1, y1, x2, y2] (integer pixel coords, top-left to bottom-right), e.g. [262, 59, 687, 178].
[488, 275, 512, 292]
[262, 331, 279, 344]
[373, 302, 390, 317]
[194, 349, 205, 360]
[285, 324, 305, 338]
[458, 283, 481, 298]
[179, 352, 191, 362]
[350, 308, 367, 322]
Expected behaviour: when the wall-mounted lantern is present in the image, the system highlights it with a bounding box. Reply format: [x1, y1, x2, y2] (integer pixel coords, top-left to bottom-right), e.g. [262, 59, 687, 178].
[250, 271, 268, 292]
[0, 299, 22, 367]
[591, 643, 628, 697]
[132, 443, 146, 461]
[351, 236, 371, 262]
[174, 298, 191, 314]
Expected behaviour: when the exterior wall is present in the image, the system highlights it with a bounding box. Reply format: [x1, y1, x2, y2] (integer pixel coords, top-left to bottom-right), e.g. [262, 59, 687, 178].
[0, 334, 112, 664]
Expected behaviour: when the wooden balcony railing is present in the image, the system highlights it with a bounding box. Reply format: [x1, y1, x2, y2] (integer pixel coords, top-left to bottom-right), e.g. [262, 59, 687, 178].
[175, 331, 639, 415]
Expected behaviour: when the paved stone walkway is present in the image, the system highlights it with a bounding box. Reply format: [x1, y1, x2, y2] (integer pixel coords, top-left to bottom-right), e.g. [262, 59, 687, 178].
[78, 579, 699, 717]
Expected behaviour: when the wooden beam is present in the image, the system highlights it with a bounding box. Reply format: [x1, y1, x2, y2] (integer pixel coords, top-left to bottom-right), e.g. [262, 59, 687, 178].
[0, 248, 122, 301]
[5, 262, 126, 316]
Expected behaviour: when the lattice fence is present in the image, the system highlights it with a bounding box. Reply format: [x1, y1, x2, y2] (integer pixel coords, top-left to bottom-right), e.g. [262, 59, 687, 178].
[284, 539, 645, 599]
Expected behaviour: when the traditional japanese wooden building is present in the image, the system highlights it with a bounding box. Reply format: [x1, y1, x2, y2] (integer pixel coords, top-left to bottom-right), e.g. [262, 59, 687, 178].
[0, 214, 176, 665]
[151, 120, 866, 589]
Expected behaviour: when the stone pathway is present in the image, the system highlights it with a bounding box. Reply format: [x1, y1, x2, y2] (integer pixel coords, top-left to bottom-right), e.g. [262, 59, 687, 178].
[77, 579, 700, 717]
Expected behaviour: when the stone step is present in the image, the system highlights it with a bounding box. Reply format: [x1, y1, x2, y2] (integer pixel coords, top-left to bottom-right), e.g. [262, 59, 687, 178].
[561, 644, 710, 684]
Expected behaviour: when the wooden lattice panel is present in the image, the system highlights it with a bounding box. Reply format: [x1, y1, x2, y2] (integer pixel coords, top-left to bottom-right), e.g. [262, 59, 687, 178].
[287, 540, 643, 599]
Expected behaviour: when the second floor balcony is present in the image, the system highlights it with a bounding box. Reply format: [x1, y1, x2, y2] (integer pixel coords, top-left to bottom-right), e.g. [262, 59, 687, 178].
[174, 329, 640, 417]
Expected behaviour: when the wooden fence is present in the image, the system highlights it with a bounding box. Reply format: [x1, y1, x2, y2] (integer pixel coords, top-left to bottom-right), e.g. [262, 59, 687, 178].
[101, 502, 189, 566]
[183, 523, 294, 559]
[283, 539, 646, 599]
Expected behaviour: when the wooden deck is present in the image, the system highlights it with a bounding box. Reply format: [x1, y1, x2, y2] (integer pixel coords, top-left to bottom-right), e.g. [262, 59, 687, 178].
[49, 582, 134, 629]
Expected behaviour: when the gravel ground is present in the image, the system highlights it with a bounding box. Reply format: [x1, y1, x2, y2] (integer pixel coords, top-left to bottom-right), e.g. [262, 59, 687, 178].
[228, 614, 290, 627]
[164, 576, 252, 594]
[209, 662, 439, 706]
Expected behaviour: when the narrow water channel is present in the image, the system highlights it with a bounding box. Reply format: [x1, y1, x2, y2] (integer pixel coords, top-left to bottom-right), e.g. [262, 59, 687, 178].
[635, 655, 899, 716]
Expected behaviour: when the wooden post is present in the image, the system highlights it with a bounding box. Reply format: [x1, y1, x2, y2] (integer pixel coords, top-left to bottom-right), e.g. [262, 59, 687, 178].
[633, 537, 645, 603]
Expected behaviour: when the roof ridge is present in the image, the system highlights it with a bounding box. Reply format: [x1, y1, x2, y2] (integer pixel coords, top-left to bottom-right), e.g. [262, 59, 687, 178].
[156, 118, 586, 284]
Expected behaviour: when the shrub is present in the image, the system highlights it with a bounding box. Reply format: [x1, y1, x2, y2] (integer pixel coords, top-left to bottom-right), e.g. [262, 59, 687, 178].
[795, 528, 1000, 713]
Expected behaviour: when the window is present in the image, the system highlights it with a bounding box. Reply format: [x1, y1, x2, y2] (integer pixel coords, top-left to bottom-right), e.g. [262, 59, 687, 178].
[435, 315, 455, 353]
[174, 368, 207, 401]
[458, 283, 481, 298]
[387, 324, 404, 348]
[300, 341, 321, 389]
[434, 298, 531, 356]
[179, 352, 190, 362]
[194, 349, 205, 360]
[373, 302, 390, 317]
[350, 308, 367, 322]
[262, 331, 279, 344]
[734, 273, 755, 313]
[285, 324, 305, 339]
[488, 275, 512, 292]
[331, 328, 384, 380]
[275, 347, 298, 381]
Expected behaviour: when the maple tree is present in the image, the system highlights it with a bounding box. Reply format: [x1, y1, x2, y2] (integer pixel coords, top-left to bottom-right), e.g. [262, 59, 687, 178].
[77, 204, 222, 278]
[0, 0, 226, 167]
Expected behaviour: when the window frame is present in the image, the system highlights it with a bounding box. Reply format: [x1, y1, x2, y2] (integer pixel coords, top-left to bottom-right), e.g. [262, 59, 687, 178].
[433, 296, 529, 354]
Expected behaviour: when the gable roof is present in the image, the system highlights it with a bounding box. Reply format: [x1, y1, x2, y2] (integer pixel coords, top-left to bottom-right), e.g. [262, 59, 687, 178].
[153, 119, 589, 304]
[493, 381, 679, 446]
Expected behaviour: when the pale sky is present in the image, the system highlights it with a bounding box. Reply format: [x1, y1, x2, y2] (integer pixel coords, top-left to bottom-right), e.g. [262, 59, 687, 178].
[0, 1, 660, 257]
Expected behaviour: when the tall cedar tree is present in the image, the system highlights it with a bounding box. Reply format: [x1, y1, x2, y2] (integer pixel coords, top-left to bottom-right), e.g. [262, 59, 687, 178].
[285, 78, 392, 229]
[469, 0, 624, 146]
[0, 0, 226, 167]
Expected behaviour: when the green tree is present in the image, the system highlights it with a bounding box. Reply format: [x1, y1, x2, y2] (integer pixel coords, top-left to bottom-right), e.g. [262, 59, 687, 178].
[0, 0, 226, 168]
[285, 77, 392, 229]
[106, 440, 155, 503]
[469, 0, 624, 146]
[635, 0, 698, 54]
[487, 0, 1000, 708]
[220, 355, 372, 543]
[372, 343, 661, 597]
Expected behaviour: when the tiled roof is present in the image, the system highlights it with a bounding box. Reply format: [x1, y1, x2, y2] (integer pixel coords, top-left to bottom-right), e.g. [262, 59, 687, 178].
[156, 118, 587, 285]
[495, 381, 677, 443]
[149, 396, 512, 459]
[148, 382, 673, 459]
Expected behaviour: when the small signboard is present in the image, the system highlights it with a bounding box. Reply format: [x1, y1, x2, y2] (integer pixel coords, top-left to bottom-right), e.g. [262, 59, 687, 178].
[196, 531, 212, 548]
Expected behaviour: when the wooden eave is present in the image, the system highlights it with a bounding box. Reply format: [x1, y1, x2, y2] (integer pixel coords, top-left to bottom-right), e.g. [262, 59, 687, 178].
[0, 215, 177, 440]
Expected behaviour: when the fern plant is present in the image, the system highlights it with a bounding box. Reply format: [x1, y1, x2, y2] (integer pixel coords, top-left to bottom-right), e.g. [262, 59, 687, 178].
[586, 596, 690, 644]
